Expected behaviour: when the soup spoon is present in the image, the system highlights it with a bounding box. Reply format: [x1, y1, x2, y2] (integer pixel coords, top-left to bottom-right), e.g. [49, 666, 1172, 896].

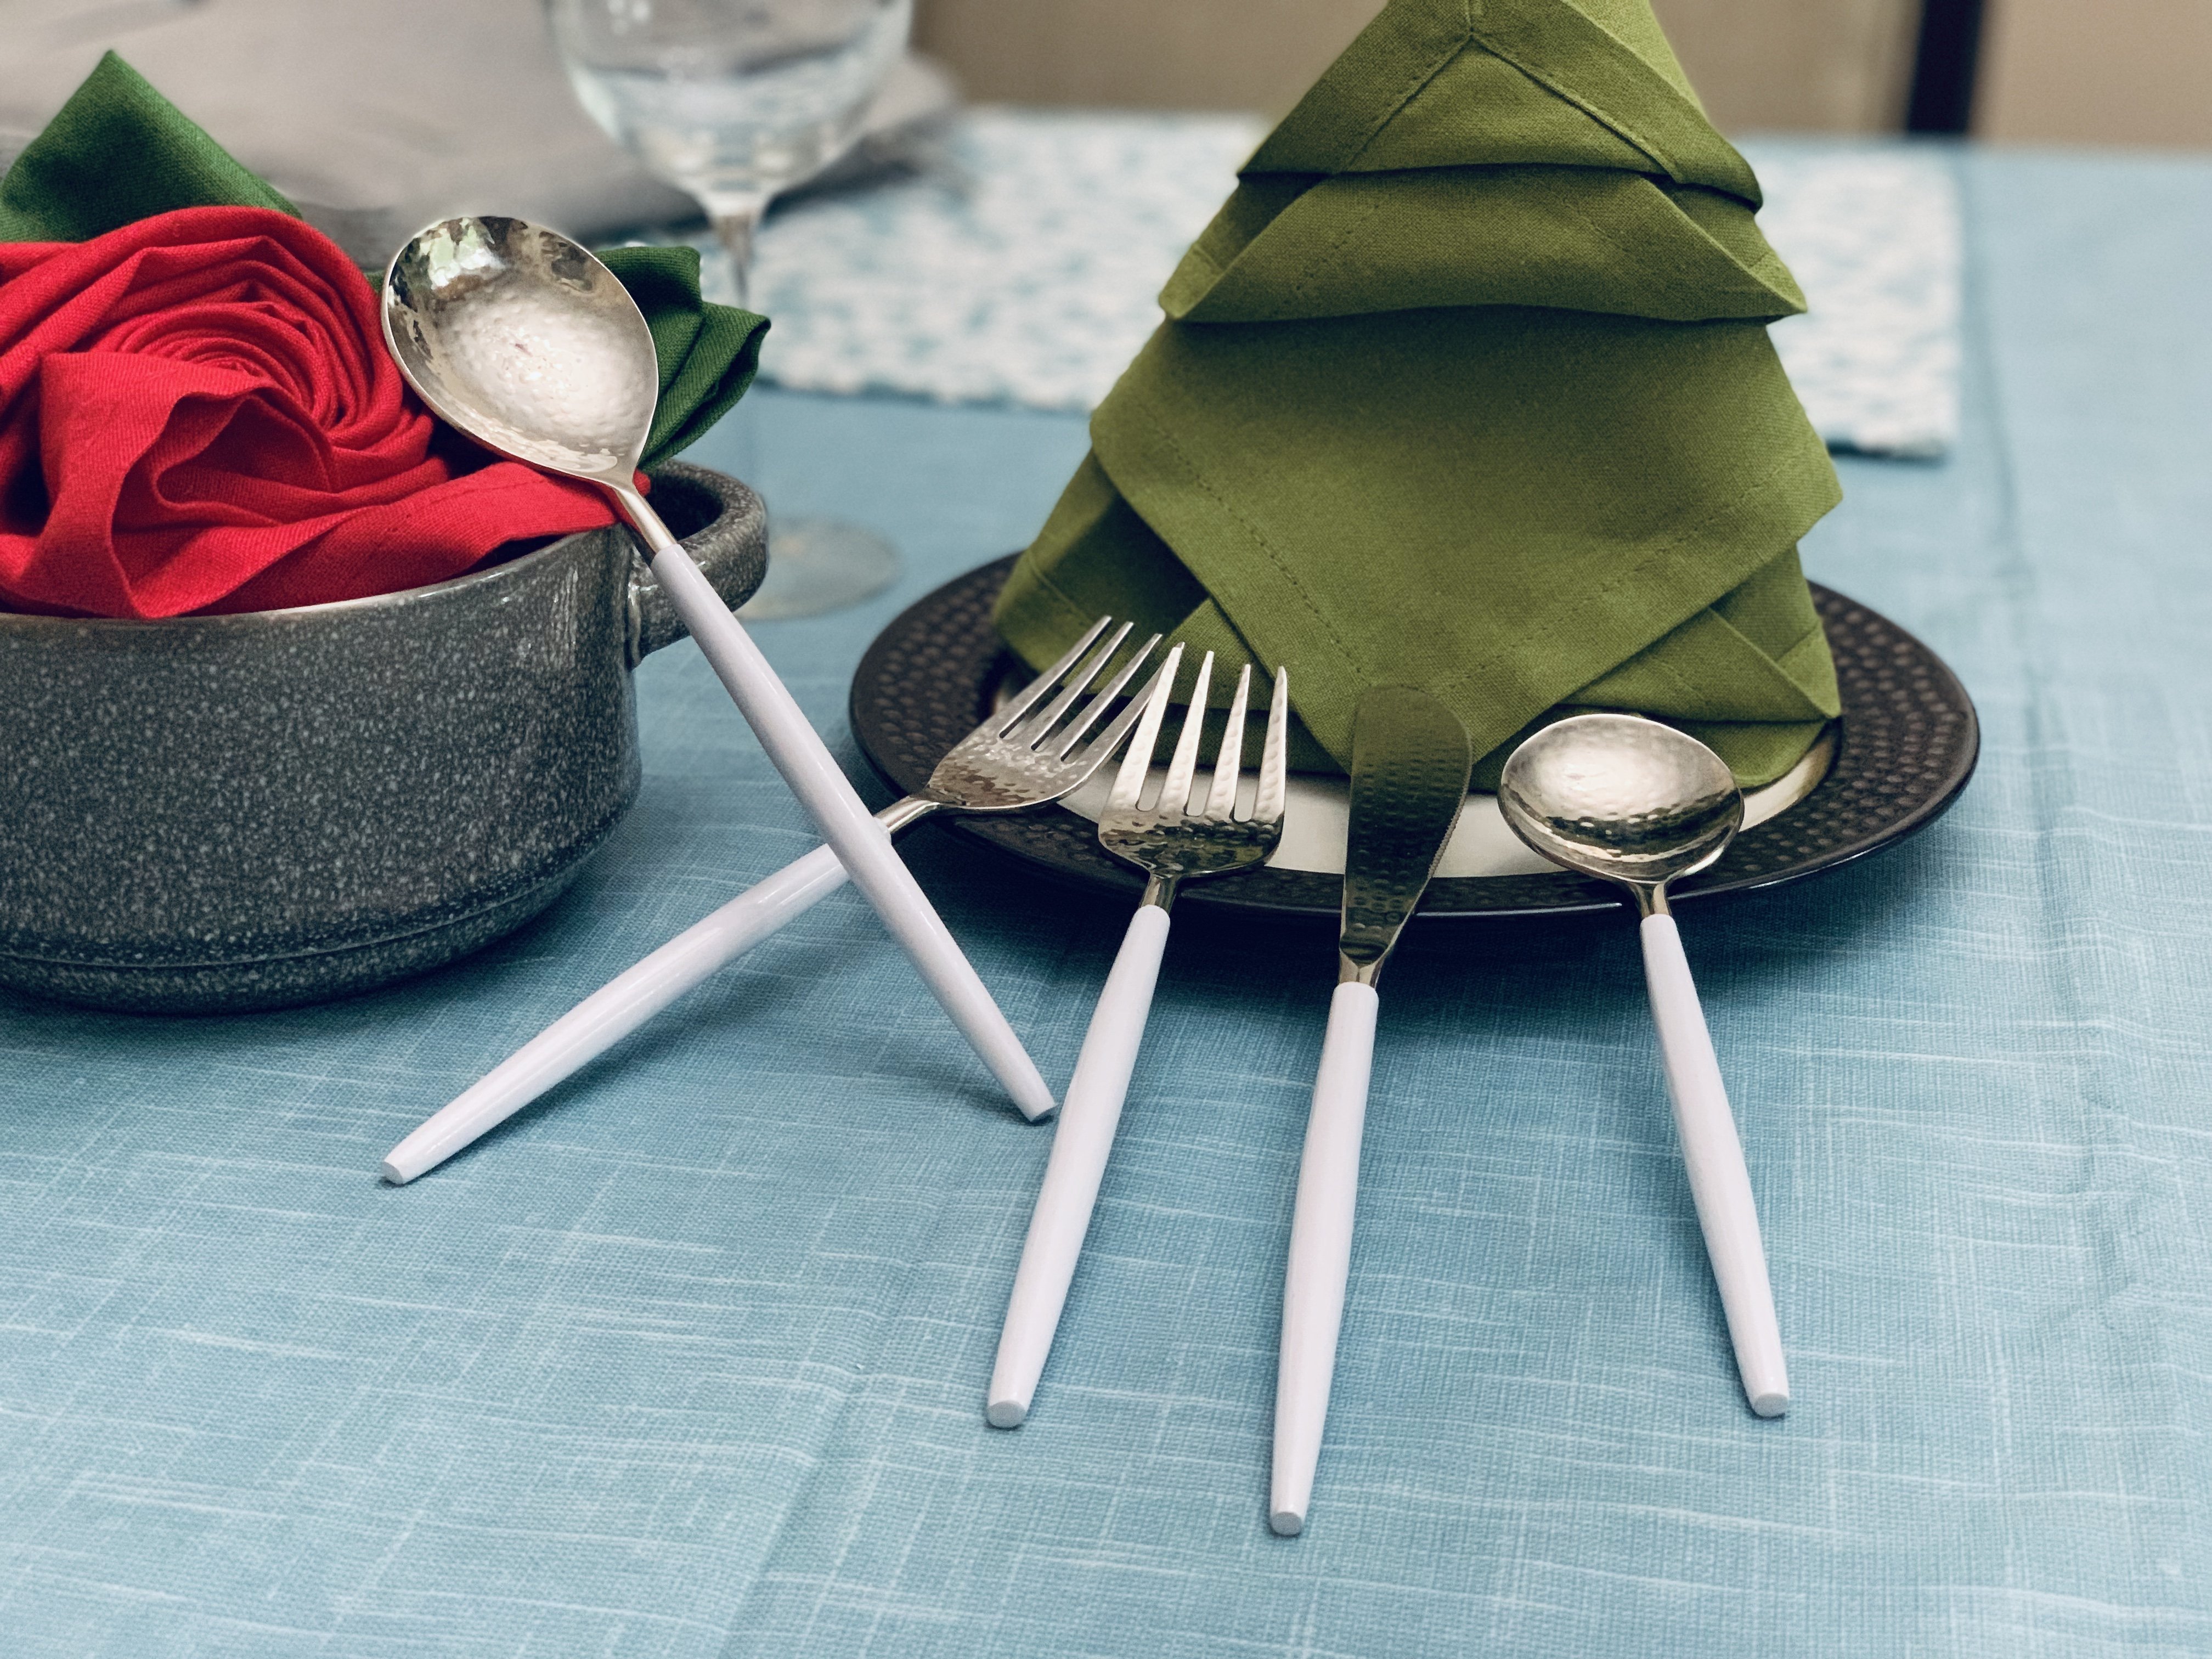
[1498, 713, 1788, 1418]
[381, 215, 1052, 1121]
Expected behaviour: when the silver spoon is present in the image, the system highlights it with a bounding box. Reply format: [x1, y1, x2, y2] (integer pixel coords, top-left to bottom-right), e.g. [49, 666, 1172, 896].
[1498, 713, 1788, 1418]
[380, 215, 1053, 1122]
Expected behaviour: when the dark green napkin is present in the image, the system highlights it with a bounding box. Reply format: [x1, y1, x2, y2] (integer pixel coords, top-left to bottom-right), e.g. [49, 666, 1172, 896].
[0, 53, 765, 472]
[994, 0, 1842, 787]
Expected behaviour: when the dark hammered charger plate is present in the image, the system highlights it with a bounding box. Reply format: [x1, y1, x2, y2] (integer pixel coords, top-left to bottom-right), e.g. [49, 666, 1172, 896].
[850, 556, 1979, 921]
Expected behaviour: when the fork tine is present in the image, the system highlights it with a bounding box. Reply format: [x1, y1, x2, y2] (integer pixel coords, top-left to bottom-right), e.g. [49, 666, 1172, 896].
[990, 616, 1112, 736]
[1105, 645, 1183, 815]
[1048, 632, 1161, 759]
[1158, 651, 1213, 821]
[1070, 637, 1172, 772]
[1007, 622, 1133, 748]
[1200, 664, 1252, 820]
[1251, 667, 1290, 827]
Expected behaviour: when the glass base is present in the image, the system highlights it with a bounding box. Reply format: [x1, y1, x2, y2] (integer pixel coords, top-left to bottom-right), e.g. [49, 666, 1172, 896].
[738, 516, 900, 620]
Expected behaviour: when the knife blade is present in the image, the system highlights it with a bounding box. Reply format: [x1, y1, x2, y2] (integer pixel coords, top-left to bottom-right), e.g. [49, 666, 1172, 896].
[1337, 685, 1480, 983]
[1271, 684, 1472, 1537]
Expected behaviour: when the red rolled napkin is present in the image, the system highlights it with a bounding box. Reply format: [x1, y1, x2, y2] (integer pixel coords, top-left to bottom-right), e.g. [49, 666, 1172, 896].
[0, 204, 620, 618]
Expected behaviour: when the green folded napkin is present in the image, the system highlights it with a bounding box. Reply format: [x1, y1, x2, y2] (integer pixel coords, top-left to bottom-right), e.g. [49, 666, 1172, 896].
[993, 0, 1842, 788]
[0, 53, 765, 471]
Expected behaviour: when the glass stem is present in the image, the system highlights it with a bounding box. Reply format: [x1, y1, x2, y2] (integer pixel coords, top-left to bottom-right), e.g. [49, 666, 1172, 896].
[697, 194, 772, 499]
[707, 201, 768, 312]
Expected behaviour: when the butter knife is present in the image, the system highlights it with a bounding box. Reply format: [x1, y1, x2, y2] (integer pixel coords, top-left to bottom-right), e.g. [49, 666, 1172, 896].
[1271, 686, 1473, 1538]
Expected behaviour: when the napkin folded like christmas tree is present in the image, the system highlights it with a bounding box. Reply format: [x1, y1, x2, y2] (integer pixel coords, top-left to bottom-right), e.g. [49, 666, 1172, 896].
[993, 0, 1843, 787]
[0, 54, 765, 618]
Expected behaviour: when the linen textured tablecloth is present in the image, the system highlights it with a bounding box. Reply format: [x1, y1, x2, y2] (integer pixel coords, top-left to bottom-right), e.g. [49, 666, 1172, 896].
[3, 145, 2211, 1657]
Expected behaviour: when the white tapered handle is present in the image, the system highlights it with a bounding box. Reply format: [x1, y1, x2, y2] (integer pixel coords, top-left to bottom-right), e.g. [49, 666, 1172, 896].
[987, 902, 1172, 1427]
[1271, 978, 1378, 1537]
[622, 495, 1054, 1122]
[382, 841, 852, 1183]
[1640, 912, 1788, 1418]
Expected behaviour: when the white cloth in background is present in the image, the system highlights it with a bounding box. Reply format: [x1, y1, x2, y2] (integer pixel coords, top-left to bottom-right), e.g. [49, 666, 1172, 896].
[0, 0, 950, 265]
[0, 0, 695, 258]
[744, 114, 1964, 458]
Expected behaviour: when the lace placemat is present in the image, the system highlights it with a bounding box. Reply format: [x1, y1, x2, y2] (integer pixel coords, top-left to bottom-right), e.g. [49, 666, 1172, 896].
[732, 112, 1961, 459]
[1745, 143, 1962, 459]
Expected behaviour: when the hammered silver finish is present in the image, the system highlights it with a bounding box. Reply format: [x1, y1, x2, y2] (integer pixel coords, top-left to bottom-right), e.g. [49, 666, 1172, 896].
[0, 464, 764, 1013]
[856, 617, 1165, 852]
[1337, 686, 1475, 981]
[1097, 656, 1291, 909]
[382, 216, 658, 483]
[918, 619, 1155, 815]
[1498, 713, 1745, 913]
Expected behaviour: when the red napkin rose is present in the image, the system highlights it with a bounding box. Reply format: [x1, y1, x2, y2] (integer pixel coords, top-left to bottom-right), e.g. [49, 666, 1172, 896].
[0, 204, 619, 618]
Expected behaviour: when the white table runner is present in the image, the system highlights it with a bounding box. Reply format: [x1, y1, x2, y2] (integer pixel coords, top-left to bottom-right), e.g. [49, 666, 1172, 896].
[741, 112, 1962, 459]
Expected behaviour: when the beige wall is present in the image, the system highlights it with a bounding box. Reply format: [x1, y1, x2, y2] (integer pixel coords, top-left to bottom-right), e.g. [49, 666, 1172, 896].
[1978, 0, 2212, 148]
[1654, 0, 1917, 134]
[914, 0, 1921, 133]
[913, 0, 1385, 115]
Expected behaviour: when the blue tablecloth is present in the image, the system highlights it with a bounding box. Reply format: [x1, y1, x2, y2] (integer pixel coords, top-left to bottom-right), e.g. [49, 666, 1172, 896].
[6, 146, 2212, 1657]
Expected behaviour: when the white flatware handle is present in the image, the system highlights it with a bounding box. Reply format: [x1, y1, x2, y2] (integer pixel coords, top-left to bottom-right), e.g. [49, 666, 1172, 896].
[1640, 912, 1788, 1418]
[986, 902, 1171, 1427]
[1271, 978, 1378, 1537]
[382, 839, 853, 1183]
[619, 489, 1054, 1123]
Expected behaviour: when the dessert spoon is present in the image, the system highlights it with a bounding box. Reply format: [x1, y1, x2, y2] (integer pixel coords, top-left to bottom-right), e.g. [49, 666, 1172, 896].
[1498, 713, 1788, 1418]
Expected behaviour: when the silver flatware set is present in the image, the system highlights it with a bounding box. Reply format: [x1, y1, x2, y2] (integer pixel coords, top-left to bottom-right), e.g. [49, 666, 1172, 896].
[375, 213, 1788, 1536]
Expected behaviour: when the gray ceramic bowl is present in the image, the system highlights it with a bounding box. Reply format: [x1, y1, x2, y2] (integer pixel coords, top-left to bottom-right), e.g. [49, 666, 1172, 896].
[0, 461, 765, 1013]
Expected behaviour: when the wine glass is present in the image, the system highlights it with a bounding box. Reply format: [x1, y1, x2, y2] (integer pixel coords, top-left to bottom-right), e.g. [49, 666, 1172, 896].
[546, 0, 913, 618]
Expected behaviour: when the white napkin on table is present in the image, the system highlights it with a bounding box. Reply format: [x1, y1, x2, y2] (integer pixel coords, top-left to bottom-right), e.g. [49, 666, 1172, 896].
[0, 0, 950, 266]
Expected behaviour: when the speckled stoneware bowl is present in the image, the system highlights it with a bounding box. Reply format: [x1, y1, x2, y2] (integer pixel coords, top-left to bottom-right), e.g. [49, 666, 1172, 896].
[0, 461, 764, 1013]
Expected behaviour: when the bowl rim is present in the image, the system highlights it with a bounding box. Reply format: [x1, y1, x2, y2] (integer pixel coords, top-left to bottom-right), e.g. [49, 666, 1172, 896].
[0, 462, 735, 634]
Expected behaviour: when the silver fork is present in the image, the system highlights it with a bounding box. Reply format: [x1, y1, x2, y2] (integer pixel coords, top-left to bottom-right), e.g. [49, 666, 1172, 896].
[381, 618, 1167, 1184]
[913, 616, 1165, 823]
[987, 647, 1290, 1426]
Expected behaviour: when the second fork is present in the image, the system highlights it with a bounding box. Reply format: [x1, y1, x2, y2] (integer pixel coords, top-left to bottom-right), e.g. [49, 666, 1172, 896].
[987, 648, 1289, 1427]
[381, 617, 1166, 1184]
